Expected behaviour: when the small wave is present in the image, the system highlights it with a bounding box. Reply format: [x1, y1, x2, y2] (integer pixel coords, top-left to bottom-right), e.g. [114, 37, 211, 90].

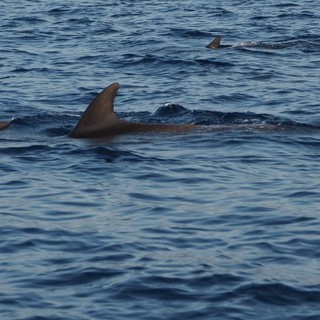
[93, 146, 146, 163]
[233, 282, 320, 306]
[31, 267, 124, 288]
[154, 103, 190, 117]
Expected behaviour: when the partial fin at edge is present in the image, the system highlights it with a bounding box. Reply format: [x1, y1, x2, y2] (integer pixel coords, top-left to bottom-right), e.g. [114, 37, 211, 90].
[0, 121, 11, 131]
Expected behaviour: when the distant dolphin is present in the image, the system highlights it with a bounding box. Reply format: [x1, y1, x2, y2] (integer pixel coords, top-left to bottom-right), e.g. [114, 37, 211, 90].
[206, 36, 291, 50]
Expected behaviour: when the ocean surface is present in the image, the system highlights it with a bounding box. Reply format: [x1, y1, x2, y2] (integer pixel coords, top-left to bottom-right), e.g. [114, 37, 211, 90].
[1, 1, 320, 319]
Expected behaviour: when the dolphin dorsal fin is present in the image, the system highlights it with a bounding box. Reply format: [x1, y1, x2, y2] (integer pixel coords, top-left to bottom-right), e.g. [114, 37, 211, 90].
[69, 82, 121, 138]
[206, 36, 221, 49]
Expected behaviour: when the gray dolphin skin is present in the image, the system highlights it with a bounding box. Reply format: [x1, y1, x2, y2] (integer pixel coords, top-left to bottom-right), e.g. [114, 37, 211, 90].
[69, 83, 195, 138]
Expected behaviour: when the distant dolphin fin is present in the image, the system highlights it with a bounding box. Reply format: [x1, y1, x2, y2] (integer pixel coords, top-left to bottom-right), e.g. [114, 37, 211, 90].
[0, 121, 11, 131]
[69, 82, 122, 138]
[206, 36, 222, 49]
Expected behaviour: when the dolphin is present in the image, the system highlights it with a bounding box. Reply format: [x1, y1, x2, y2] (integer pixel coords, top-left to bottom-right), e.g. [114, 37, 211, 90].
[69, 82, 196, 138]
[69, 83, 294, 138]
[0, 82, 315, 138]
[206, 36, 292, 50]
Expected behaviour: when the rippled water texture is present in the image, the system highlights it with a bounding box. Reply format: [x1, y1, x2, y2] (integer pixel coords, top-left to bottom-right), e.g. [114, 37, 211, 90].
[1, 1, 320, 319]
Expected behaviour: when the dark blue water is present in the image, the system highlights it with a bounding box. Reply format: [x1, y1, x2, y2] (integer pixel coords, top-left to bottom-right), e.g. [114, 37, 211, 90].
[1, 1, 320, 319]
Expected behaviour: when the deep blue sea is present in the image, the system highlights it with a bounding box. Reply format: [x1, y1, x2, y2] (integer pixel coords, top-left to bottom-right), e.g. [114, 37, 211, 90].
[1, 1, 320, 319]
